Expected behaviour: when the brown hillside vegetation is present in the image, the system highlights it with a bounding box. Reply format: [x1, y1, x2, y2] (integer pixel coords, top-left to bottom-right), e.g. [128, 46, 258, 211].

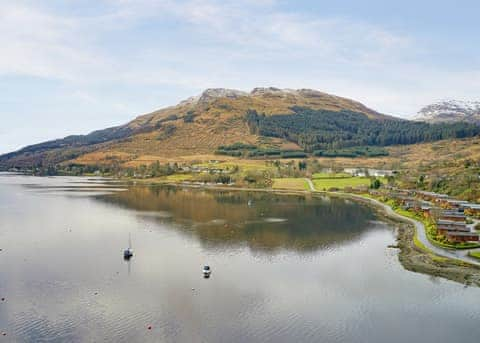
[1, 87, 391, 168]
[68, 87, 388, 165]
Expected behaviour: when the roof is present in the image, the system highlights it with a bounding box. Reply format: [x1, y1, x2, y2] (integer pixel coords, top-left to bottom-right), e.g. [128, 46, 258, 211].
[417, 191, 449, 198]
[441, 210, 463, 214]
[437, 226, 470, 232]
[437, 220, 466, 226]
[439, 213, 466, 218]
[462, 203, 480, 210]
[445, 199, 469, 204]
[446, 231, 479, 237]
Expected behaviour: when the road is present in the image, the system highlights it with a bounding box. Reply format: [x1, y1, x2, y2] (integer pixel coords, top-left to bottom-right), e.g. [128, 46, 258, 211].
[305, 178, 315, 191]
[305, 178, 480, 266]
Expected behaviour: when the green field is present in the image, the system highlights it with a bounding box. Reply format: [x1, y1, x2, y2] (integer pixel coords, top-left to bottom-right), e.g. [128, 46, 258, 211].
[312, 172, 352, 179]
[165, 174, 193, 182]
[272, 178, 309, 191]
[312, 177, 374, 190]
[468, 251, 480, 259]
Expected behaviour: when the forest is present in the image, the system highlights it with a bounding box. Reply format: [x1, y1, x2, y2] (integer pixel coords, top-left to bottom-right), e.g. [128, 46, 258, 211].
[246, 107, 480, 152]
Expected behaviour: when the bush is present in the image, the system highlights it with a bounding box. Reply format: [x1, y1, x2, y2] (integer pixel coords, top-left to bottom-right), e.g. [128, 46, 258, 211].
[280, 151, 307, 158]
[370, 178, 381, 189]
[314, 146, 389, 158]
[184, 111, 196, 123]
[215, 150, 242, 157]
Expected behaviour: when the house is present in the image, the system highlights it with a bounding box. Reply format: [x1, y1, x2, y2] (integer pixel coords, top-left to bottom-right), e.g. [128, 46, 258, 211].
[437, 226, 469, 235]
[438, 212, 466, 222]
[416, 191, 449, 202]
[370, 169, 395, 177]
[437, 219, 467, 228]
[445, 231, 479, 243]
[441, 199, 469, 209]
[462, 203, 480, 217]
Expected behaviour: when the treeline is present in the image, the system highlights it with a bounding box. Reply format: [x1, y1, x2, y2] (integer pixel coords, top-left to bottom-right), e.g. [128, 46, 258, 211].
[246, 107, 480, 151]
[215, 143, 307, 158]
[314, 146, 388, 158]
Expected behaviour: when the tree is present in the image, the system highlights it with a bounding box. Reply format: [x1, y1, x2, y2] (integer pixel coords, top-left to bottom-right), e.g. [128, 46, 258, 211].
[370, 178, 381, 189]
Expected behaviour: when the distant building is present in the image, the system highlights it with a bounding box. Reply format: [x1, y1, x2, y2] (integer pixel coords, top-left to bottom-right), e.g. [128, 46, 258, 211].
[445, 231, 479, 243]
[462, 203, 480, 216]
[439, 212, 466, 222]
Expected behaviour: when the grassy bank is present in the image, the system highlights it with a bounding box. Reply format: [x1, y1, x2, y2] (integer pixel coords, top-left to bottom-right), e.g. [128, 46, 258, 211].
[468, 251, 480, 260]
[311, 174, 385, 191]
[272, 178, 309, 191]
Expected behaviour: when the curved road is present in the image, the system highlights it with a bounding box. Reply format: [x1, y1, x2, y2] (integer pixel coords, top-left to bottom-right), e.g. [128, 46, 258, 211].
[306, 178, 480, 266]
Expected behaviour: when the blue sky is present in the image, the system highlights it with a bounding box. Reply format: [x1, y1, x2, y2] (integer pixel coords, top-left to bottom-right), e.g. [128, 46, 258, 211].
[1, 0, 479, 153]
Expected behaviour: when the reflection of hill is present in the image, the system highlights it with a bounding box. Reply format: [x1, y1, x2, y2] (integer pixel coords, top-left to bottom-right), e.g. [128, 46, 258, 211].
[98, 186, 377, 253]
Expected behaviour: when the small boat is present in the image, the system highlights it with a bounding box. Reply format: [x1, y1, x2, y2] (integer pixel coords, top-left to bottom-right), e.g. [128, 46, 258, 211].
[203, 265, 211, 277]
[123, 233, 134, 260]
[123, 248, 133, 259]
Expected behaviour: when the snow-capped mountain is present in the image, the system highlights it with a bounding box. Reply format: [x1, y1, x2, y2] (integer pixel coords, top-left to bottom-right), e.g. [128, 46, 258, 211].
[415, 100, 480, 124]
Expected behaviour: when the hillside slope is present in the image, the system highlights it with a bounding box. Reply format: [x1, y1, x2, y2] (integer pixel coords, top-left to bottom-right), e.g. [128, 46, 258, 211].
[0, 87, 391, 168]
[2, 88, 480, 170]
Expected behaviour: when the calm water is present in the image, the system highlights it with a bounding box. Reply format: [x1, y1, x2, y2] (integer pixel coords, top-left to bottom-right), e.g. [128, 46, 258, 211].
[0, 173, 479, 342]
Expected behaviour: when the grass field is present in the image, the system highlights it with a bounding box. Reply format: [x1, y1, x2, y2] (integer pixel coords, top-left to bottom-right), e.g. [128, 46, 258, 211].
[312, 177, 373, 190]
[165, 174, 193, 182]
[468, 251, 480, 259]
[196, 160, 274, 172]
[272, 178, 309, 191]
[312, 172, 352, 179]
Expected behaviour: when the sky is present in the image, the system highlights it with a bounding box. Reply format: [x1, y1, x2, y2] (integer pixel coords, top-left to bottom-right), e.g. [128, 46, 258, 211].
[1, 0, 479, 153]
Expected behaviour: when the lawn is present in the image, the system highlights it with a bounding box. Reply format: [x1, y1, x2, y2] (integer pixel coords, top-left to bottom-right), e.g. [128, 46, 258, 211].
[312, 172, 352, 179]
[165, 174, 193, 182]
[272, 178, 309, 191]
[312, 177, 373, 190]
[468, 251, 480, 259]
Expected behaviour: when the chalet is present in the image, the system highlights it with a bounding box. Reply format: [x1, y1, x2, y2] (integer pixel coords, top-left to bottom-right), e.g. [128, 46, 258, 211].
[437, 225, 469, 235]
[416, 191, 449, 202]
[438, 212, 466, 222]
[441, 199, 469, 209]
[445, 231, 479, 243]
[437, 219, 467, 229]
[370, 169, 395, 177]
[462, 203, 480, 217]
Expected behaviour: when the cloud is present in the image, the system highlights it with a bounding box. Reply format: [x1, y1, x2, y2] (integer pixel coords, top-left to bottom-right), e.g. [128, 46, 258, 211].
[0, 0, 478, 121]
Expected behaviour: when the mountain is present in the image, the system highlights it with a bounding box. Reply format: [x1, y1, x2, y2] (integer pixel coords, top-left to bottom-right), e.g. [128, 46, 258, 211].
[415, 100, 480, 124]
[0, 88, 389, 167]
[1, 87, 479, 170]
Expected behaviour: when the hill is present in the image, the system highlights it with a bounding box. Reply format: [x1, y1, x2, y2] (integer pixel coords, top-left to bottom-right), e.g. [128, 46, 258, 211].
[1, 87, 479, 170]
[415, 100, 480, 124]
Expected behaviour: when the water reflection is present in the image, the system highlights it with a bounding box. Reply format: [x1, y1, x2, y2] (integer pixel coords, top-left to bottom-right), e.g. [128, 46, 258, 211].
[98, 186, 376, 252]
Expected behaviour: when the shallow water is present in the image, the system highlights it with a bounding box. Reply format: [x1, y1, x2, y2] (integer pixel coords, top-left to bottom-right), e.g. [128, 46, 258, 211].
[0, 174, 479, 342]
